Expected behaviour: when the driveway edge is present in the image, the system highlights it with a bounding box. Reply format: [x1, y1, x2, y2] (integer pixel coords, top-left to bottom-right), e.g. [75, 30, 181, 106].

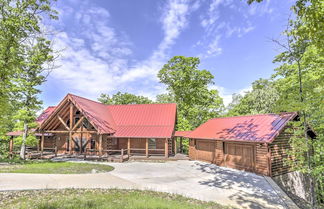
[264, 176, 299, 209]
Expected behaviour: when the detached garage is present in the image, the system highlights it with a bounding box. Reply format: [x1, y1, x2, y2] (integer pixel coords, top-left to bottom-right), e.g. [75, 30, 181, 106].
[187, 112, 314, 176]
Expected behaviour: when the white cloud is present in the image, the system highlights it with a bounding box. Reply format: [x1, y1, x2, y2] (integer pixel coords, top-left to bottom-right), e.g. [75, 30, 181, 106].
[50, 0, 198, 100]
[209, 85, 252, 106]
[248, 0, 273, 16]
[118, 0, 198, 83]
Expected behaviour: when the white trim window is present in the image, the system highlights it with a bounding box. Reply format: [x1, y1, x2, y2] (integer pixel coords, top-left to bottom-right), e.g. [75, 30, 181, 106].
[148, 138, 156, 149]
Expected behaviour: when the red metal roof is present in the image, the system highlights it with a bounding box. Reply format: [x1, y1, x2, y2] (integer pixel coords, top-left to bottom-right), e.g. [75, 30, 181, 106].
[69, 94, 116, 134]
[36, 106, 56, 125]
[36, 94, 177, 138]
[174, 131, 192, 137]
[187, 112, 297, 143]
[108, 103, 177, 138]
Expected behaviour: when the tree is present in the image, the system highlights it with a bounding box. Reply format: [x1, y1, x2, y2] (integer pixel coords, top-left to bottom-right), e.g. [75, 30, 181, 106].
[158, 56, 224, 130]
[227, 78, 279, 116]
[0, 0, 58, 159]
[248, 0, 324, 207]
[156, 93, 175, 104]
[98, 92, 153, 105]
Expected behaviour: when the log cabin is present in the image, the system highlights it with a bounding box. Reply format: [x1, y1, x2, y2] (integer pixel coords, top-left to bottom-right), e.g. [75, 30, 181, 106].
[186, 113, 316, 177]
[7, 93, 178, 161]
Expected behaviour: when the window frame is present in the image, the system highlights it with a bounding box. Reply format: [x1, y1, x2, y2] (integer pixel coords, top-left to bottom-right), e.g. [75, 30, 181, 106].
[148, 138, 156, 149]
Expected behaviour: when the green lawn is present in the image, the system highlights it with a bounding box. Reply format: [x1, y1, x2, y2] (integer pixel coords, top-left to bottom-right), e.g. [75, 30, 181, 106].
[0, 189, 229, 209]
[0, 161, 114, 174]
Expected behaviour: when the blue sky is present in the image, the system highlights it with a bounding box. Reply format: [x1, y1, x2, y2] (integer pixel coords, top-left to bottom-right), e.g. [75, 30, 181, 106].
[40, 0, 295, 108]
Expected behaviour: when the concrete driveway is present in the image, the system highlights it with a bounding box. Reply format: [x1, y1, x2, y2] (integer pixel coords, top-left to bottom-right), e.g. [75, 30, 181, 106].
[0, 160, 290, 209]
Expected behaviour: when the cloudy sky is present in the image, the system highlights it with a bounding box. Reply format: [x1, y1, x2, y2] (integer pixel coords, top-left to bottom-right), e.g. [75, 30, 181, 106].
[40, 0, 295, 108]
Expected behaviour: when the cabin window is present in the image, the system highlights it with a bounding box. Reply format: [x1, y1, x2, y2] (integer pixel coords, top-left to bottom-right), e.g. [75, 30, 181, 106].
[112, 138, 117, 145]
[90, 139, 96, 150]
[148, 138, 156, 149]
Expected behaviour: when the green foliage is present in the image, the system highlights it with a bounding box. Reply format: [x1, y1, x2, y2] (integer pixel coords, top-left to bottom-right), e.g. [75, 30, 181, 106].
[227, 78, 279, 116]
[0, 0, 58, 159]
[247, 0, 324, 205]
[158, 56, 224, 130]
[98, 92, 153, 105]
[0, 0, 58, 137]
[156, 93, 176, 103]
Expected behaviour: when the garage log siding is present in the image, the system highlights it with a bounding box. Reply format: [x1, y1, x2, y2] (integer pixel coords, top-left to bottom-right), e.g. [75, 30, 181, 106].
[189, 139, 271, 176]
[269, 128, 293, 176]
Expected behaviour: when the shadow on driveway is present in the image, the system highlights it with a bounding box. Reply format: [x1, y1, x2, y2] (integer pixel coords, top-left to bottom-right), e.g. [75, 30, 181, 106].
[193, 162, 287, 209]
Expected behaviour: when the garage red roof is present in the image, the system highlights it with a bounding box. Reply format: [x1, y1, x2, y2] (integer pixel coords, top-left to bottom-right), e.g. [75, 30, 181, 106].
[187, 112, 297, 143]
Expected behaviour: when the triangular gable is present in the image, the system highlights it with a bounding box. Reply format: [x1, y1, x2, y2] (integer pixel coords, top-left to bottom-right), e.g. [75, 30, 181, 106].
[39, 94, 116, 134]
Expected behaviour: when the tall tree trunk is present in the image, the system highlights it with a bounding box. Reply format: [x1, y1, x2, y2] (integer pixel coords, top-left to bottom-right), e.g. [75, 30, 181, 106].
[20, 122, 28, 159]
[297, 60, 316, 208]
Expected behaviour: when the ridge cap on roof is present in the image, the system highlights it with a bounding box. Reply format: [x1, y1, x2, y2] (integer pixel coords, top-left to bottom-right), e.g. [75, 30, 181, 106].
[107, 103, 176, 107]
[209, 112, 297, 120]
[68, 93, 107, 106]
[116, 125, 174, 127]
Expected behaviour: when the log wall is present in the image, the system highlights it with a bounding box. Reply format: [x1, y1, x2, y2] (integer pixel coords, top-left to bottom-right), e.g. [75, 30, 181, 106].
[269, 128, 293, 176]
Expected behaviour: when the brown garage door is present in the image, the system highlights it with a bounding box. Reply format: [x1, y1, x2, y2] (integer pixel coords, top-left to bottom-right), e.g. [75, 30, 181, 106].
[196, 140, 215, 163]
[225, 143, 254, 172]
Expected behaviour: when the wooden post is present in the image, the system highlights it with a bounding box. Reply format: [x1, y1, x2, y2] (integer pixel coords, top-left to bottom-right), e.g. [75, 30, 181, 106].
[174, 138, 177, 154]
[99, 134, 103, 157]
[69, 132, 73, 155]
[145, 138, 148, 158]
[55, 136, 58, 157]
[120, 149, 124, 162]
[80, 126, 83, 154]
[37, 136, 40, 152]
[41, 133, 44, 156]
[165, 138, 168, 158]
[127, 138, 130, 156]
[9, 136, 13, 159]
[69, 103, 73, 155]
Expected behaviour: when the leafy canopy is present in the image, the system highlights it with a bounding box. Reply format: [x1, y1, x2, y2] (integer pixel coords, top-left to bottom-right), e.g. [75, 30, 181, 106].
[158, 56, 224, 130]
[98, 92, 153, 105]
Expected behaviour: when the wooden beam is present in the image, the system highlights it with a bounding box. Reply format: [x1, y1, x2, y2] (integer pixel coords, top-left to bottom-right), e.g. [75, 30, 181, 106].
[69, 103, 73, 130]
[42, 101, 70, 130]
[44, 130, 97, 134]
[55, 137, 58, 157]
[69, 132, 73, 155]
[80, 126, 83, 154]
[72, 116, 84, 131]
[58, 116, 70, 131]
[127, 138, 130, 155]
[9, 136, 13, 159]
[68, 102, 73, 155]
[41, 133, 44, 156]
[165, 138, 168, 158]
[99, 135, 103, 157]
[145, 138, 148, 157]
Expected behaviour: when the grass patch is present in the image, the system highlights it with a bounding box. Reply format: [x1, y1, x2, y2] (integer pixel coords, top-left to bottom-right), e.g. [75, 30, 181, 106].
[0, 189, 229, 209]
[0, 161, 114, 174]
